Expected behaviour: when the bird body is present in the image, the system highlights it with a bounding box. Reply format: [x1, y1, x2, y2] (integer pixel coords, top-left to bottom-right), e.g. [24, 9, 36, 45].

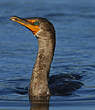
[10, 16, 83, 97]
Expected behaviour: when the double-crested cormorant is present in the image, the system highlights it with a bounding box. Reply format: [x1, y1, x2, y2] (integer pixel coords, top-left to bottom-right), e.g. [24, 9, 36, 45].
[10, 16, 55, 97]
[10, 16, 83, 97]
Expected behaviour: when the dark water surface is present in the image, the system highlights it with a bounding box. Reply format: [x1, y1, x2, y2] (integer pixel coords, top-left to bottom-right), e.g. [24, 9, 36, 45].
[0, 0, 95, 109]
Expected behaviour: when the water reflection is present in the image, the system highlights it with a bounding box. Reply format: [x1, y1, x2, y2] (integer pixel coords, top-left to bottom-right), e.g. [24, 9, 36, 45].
[29, 96, 49, 110]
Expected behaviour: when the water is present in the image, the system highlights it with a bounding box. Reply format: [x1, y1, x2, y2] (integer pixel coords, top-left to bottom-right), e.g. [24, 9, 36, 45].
[0, 0, 95, 109]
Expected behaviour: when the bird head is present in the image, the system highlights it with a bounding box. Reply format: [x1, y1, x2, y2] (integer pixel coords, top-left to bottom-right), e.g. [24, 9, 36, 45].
[10, 16, 55, 39]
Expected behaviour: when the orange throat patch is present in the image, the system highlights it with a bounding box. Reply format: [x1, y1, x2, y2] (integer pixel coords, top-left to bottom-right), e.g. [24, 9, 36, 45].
[10, 16, 40, 35]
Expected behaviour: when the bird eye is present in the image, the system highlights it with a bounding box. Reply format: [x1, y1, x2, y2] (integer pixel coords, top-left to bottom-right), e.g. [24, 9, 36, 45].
[33, 21, 39, 25]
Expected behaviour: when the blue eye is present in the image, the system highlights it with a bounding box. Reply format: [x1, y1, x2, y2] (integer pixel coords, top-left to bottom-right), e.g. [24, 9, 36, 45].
[33, 21, 39, 25]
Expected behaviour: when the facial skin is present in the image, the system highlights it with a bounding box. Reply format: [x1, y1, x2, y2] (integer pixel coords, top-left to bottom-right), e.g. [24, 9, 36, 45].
[10, 16, 40, 35]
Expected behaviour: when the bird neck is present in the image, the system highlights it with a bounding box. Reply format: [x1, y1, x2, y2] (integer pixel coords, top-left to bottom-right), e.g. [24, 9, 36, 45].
[29, 37, 55, 96]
